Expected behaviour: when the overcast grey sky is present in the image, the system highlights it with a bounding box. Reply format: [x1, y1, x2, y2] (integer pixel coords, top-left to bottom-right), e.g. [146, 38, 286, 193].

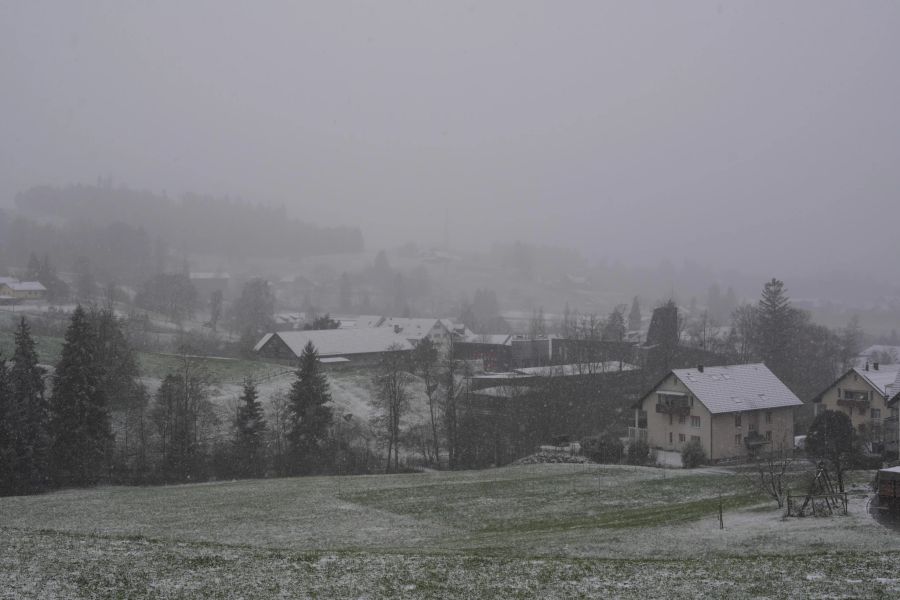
[2, 1, 899, 276]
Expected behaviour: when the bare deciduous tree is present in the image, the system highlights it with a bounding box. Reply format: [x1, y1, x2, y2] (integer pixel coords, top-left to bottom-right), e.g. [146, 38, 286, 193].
[371, 344, 412, 473]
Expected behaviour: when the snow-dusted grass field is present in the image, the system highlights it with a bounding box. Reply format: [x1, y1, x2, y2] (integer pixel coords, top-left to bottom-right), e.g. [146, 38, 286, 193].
[2, 464, 899, 598]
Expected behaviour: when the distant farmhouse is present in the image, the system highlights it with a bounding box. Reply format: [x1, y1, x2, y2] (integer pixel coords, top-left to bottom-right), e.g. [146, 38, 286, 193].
[633, 364, 801, 461]
[254, 328, 413, 368]
[811, 362, 900, 453]
[379, 317, 452, 349]
[0, 277, 47, 303]
[856, 345, 900, 368]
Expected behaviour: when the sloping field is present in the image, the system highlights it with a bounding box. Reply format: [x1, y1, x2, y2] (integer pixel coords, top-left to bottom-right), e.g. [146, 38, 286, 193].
[2, 464, 900, 598]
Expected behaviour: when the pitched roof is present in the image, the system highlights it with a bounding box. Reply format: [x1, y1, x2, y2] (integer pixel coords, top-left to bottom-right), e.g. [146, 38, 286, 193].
[461, 333, 513, 345]
[668, 363, 802, 414]
[858, 344, 900, 362]
[514, 362, 638, 376]
[256, 328, 413, 358]
[8, 281, 46, 292]
[335, 315, 385, 329]
[852, 366, 900, 398]
[379, 317, 446, 341]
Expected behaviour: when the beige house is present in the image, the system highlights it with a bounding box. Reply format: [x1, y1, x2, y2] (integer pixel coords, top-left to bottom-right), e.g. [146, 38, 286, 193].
[811, 363, 900, 451]
[0, 279, 47, 301]
[632, 363, 801, 461]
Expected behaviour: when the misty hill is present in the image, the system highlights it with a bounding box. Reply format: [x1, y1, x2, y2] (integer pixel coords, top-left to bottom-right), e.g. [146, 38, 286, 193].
[13, 183, 364, 261]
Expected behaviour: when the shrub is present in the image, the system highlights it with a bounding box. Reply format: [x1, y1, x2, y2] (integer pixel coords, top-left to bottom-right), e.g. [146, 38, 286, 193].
[681, 439, 707, 469]
[626, 439, 651, 466]
[581, 436, 624, 464]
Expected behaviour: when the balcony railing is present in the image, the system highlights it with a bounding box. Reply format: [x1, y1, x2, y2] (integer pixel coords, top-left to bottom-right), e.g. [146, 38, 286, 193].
[655, 403, 690, 417]
[744, 432, 769, 449]
[628, 427, 648, 442]
[837, 398, 870, 411]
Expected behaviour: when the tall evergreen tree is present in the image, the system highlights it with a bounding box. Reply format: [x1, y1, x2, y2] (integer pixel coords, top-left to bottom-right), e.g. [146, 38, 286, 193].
[756, 278, 796, 376]
[233, 377, 267, 478]
[89, 307, 148, 482]
[90, 308, 143, 410]
[8, 318, 49, 493]
[287, 342, 333, 475]
[628, 297, 642, 332]
[49, 306, 111, 487]
[602, 308, 626, 342]
[0, 356, 12, 494]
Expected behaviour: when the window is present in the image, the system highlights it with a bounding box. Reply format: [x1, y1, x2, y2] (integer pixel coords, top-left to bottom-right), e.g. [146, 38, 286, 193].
[748, 422, 757, 432]
[679, 433, 686, 443]
[669, 432, 673, 444]
[691, 416, 701, 428]
[691, 435, 701, 443]
[734, 414, 742, 427]
[764, 411, 772, 424]
[735, 433, 741, 447]
[872, 408, 881, 420]
[678, 415, 686, 424]
[765, 431, 772, 441]
[669, 414, 673, 425]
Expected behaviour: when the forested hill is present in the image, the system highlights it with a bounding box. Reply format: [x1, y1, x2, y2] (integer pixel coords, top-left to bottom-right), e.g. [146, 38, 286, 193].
[12, 183, 364, 260]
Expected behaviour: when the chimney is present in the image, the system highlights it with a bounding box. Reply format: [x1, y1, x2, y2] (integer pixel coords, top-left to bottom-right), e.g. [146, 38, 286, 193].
[394, 325, 401, 334]
[865, 362, 870, 371]
[697, 364, 704, 373]
[874, 362, 880, 371]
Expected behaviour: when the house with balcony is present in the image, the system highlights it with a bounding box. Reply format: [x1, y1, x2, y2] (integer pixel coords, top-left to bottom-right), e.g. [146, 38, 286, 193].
[811, 362, 900, 453]
[631, 363, 801, 461]
[887, 391, 900, 456]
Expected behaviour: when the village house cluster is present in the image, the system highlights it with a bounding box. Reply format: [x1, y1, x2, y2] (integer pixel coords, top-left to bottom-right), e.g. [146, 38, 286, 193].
[252, 304, 900, 464]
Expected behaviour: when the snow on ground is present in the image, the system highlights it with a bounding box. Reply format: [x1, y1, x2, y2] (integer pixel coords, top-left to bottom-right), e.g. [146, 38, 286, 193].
[2, 464, 900, 598]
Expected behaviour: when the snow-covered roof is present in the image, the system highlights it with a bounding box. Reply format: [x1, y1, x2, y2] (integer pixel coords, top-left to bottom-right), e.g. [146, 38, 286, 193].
[8, 281, 46, 292]
[514, 362, 637, 377]
[335, 315, 385, 329]
[461, 333, 513, 345]
[379, 317, 447, 340]
[668, 363, 802, 415]
[0, 277, 18, 285]
[858, 345, 900, 362]
[253, 333, 274, 352]
[256, 328, 413, 358]
[472, 385, 534, 399]
[852, 365, 900, 398]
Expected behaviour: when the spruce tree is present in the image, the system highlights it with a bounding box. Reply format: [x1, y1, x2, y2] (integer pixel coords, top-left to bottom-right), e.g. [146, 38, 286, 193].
[602, 308, 626, 342]
[0, 356, 12, 494]
[90, 307, 148, 481]
[757, 278, 796, 376]
[287, 342, 333, 475]
[49, 305, 111, 487]
[9, 318, 49, 493]
[233, 377, 267, 478]
[628, 297, 642, 332]
[90, 307, 143, 410]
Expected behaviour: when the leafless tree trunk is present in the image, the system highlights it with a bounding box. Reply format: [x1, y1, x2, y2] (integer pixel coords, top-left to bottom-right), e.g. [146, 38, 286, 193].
[743, 444, 793, 508]
[372, 345, 411, 473]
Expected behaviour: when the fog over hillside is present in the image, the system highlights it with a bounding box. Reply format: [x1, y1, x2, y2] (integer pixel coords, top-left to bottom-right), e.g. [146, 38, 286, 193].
[2, 1, 900, 280]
